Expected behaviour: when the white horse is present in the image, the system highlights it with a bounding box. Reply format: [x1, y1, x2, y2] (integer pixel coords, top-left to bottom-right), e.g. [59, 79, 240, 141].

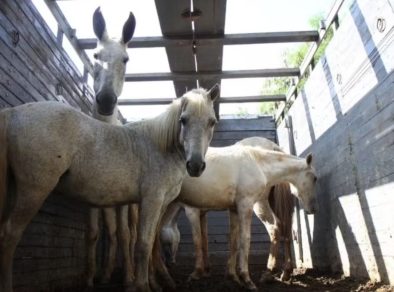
[157, 137, 317, 290]
[160, 202, 183, 266]
[0, 86, 219, 292]
[87, 7, 138, 287]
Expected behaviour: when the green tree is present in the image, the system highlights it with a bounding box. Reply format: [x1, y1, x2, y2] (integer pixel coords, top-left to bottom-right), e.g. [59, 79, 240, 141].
[259, 13, 334, 115]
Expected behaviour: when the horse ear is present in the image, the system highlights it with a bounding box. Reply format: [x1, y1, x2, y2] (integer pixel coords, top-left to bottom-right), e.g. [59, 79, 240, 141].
[121, 12, 136, 45]
[208, 84, 220, 102]
[306, 153, 313, 166]
[93, 7, 109, 42]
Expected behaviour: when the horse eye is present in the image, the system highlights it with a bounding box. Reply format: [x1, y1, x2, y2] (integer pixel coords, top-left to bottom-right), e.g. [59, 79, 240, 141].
[93, 53, 99, 60]
[123, 57, 129, 64]
[179, 117, 187, 126]
[313, 176, 317, 183]
[208, 118, 217, 127]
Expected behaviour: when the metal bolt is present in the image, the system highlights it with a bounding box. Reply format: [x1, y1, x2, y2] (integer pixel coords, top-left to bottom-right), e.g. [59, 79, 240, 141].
[11, 30, 19, 47]
[377, 18, 386, 33]
[336, 73, 342, 85]
[55, 83, 63, 95]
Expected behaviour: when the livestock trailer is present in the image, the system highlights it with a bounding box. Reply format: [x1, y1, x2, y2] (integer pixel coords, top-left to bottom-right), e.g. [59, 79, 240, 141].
[0, 0, 392, 291]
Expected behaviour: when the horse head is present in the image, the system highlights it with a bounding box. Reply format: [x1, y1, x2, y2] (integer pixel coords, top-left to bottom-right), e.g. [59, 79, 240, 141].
[92, 7, 136, 116]
[292, 153, 318, 214]
[179, 84, 220, 177]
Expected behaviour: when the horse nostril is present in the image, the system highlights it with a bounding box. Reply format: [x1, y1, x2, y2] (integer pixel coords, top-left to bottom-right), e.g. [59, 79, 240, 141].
[200, 162, 206, 172]
[186, 161, 191, 170]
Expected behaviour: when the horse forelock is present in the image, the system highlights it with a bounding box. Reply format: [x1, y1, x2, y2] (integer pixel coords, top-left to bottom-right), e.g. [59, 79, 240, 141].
[182, 88, 212, 116]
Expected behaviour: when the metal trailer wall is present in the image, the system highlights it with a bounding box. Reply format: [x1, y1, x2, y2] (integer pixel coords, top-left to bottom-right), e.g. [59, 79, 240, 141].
[0, 1, 95, 290]
[176, 117, 278, 267]
[277, 0, 394, 284]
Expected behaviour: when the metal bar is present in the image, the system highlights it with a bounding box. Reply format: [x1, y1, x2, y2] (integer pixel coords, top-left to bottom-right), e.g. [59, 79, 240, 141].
[44, 0, 94, 74]
[125, 68, 300, 82]
[78, 31, 319, 49]
[275, 0, 345, 122]
[118, 95, 286, 106]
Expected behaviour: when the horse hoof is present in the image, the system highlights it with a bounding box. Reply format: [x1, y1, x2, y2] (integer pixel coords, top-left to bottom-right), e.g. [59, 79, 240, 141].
[202, 270, 211, 278]
[242, 280, 257, 291]
[164, 277, 176, 290]
[225, 273, 241, 285]
[188, 269, 203, 281]
[259, 271, 275, 283]
[280, 271, 291, 282]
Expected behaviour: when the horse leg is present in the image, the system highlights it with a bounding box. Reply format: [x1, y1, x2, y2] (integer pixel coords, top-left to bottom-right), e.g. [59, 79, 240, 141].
[86, 208, 99, 287]
[254, 199, 280, 283]
[226, 209, 241, 284]
[129, 203, 138, 279]
[0, 184, 50, 292]
[170, 226, 180, 265]
[101, 207, 117, 284]
[260, 222, 280, 283]
[281, 237, 293, 281]
[237, 204, 256, 291]
[200, 211, 210, 277]
[151, 229, 176, 290]
[184, 207, 204, 280]
[117, 205, 133, 286]
[134, 195, 165, 292]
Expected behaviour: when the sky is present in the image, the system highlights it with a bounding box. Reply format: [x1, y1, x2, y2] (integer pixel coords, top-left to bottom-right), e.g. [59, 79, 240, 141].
[32, 0, 335, 121]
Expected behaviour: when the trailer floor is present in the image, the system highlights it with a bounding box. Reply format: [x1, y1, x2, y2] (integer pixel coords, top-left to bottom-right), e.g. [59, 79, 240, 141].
[88, 265, 393, 292]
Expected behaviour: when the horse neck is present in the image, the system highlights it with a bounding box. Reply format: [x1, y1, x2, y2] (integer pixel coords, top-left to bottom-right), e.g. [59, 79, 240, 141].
[92, 104, 120, 125]
[257, 151, 305, 187]
[131, 101, 182, 154]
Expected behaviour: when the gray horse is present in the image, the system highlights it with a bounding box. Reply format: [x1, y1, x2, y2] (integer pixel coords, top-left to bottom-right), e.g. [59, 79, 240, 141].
[87, 7, 137, 287]
[0, 85, 219, 292]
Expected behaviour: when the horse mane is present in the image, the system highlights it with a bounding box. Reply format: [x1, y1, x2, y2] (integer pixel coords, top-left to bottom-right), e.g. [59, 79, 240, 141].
[128, 88, 212, 153]
[132, 98, 183, 153]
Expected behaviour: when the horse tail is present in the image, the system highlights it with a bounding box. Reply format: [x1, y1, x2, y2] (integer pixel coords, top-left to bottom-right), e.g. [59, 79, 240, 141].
[0, 110, 8, 224]
[269, 183, 294, 238]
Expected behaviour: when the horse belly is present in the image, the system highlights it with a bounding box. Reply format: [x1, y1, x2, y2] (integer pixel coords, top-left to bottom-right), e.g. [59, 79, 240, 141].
[57, 173, 140, 207]
[179, 182, 236, 210]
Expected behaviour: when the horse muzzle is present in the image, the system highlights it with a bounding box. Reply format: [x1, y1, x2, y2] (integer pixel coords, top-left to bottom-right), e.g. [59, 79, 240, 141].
[186, 160, 206, 177]
[96, 91, 117, 116]
[305, 198, 318, 214]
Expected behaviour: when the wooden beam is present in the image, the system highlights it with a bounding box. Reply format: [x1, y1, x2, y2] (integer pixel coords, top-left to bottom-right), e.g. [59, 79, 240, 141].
[118, 95, 285, 106]
[78, 31, 319, 49]
[44, 0, 94, 74]
[125, 68, 299, 82]
[220, 95, 286, 103]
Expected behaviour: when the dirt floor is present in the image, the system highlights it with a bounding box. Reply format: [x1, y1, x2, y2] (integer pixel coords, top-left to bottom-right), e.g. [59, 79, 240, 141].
[90, 265, 393, 292]
[165, 265, 393, 292]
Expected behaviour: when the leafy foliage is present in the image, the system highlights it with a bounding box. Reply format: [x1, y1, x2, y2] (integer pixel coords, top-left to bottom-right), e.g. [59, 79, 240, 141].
[258, 13, 334, 115]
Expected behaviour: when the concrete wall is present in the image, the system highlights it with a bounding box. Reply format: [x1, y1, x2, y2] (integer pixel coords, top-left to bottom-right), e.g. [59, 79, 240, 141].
[277, 0, 394, 284]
